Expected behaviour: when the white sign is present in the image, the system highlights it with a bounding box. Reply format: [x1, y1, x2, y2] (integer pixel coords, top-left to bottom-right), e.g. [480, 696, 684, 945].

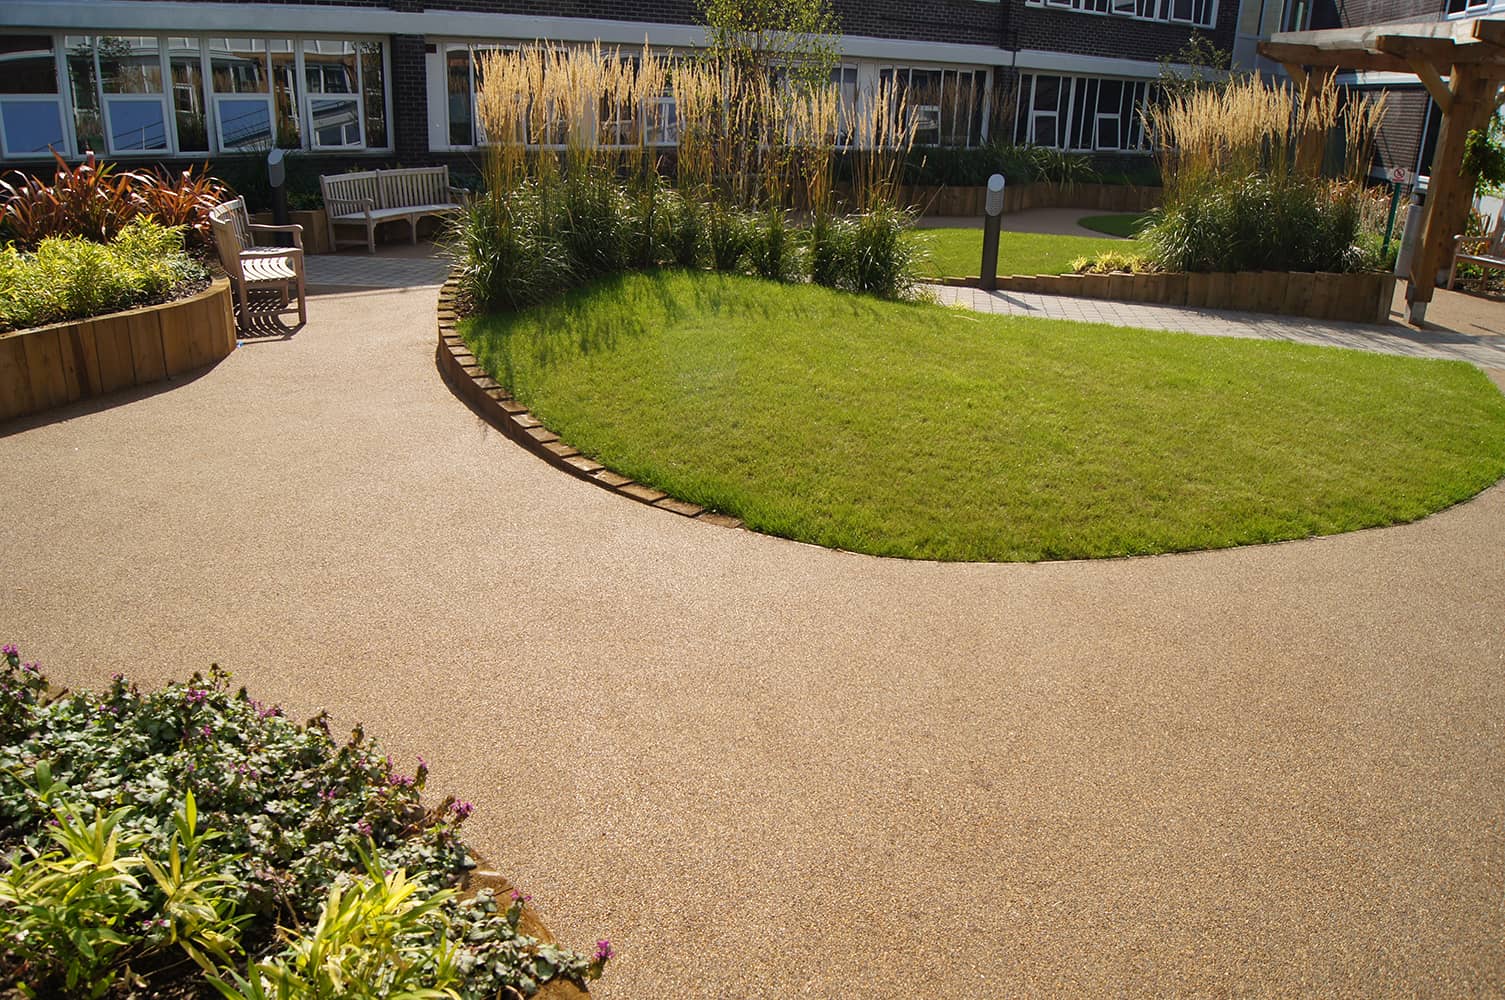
[1389, 166, 1415, 186]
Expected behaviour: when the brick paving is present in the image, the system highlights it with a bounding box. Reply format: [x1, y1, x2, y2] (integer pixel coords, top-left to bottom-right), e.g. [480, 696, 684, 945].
[305, 251, 450, 289]
[928, 283, 1505, 368]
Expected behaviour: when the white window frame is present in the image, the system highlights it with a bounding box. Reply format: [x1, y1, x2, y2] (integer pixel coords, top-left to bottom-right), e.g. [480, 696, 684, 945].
[1016, 72, 1154, 153]
[302, 40, 367, 151]
[0, 34, 71, 160]
[1024, 0, 1218, 29]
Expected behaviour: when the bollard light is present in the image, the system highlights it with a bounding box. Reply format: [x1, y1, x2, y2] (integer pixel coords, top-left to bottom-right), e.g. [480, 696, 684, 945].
[985, 172, 1007, 217]
[980, 173, 1006, 291]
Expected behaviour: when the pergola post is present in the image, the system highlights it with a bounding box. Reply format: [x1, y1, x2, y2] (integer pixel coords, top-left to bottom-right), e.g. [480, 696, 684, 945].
[1405, 66, 1499, 324]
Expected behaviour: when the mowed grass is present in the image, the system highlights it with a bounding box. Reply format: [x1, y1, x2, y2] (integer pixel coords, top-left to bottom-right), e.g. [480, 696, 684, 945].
[914, 227, 1142, 278]
[461, 271, 1505, 562]
[1077, 212, 1152, 237]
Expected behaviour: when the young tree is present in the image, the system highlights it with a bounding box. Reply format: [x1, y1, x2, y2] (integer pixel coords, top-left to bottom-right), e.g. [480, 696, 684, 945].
[700, 0, 840, 92]
[1157, 32, 1232, 100]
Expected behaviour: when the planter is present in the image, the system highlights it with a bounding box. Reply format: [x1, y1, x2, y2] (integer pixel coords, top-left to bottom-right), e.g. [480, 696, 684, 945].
[895, 182, 1162, 218]
[0, 278, 236, 422]
[250, 209, 332, 254]
[962, 269, 1395, 323]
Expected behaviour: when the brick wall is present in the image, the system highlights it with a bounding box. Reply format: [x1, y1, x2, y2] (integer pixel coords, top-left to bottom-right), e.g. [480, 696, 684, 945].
[1010, 0, 1241, 65]
[390, 34, 429, 163]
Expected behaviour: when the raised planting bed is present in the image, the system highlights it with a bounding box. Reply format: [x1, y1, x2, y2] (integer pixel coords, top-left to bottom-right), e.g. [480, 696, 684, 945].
[895, 181, 1162, 218]
[0, 278, 236, 423]
[251, 209, 333, 254]
[940, 270, 1397, 324]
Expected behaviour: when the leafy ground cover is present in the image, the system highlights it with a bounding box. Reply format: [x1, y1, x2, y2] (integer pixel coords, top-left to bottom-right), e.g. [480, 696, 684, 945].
[0, 650, 610, 998]
[1076, 213, 1151, 238]
[462, 270, 1505, 562]
[913, 227, 1142, 278]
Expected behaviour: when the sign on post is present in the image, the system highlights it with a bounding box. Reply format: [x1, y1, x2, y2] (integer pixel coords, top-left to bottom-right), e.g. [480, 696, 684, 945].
[1388, 166, 1415, 186]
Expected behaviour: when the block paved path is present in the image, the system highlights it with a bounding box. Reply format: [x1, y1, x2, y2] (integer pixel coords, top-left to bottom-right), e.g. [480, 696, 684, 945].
[1, 257, 1502, 999]
[928, 283, 1505, 367]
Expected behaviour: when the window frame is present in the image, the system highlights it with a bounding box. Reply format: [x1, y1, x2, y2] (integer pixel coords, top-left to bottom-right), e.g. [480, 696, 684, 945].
[0, 33, 71, 160]
[1024, 0, 1218, 29]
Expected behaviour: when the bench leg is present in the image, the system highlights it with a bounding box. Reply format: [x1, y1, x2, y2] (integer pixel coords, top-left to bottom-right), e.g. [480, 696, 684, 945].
[410, 216, 419, 245]
[367, 218, 376, 255]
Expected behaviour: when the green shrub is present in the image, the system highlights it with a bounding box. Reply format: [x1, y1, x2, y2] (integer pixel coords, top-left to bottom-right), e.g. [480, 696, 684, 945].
[808, 215, 852, 290]
[444, 187, 573, 313]
[1071, 250, 1154, 274]
[1140, 174, 1369, 274]
[842, 203, 921, 299]
[557, 169, 635, 281]
[661, 190, 704, 269]
[0, 648, 610, 999]
[706, 203, 754, 272]
[746, 209, 802, 282]
[0, 218, 206, 333]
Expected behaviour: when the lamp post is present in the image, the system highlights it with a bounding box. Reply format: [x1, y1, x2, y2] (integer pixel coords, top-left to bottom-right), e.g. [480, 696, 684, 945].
[268, 148, 289, 245]
[980, 173, 1006, 291]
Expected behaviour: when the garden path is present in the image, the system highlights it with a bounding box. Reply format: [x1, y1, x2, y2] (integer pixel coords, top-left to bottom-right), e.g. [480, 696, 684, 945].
[1, 252, 1502, 999]
[929, 283, 1505, 367]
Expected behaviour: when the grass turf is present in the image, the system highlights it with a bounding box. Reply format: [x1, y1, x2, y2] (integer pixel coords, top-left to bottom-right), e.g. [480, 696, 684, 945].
[1077, 212, 1151, 238]
[461, 270, 1505, 562]
[914, 227, 1142, 278]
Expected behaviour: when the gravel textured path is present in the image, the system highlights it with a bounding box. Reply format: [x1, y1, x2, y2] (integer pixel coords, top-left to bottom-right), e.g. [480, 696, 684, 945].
[2, 275, 1503, 999]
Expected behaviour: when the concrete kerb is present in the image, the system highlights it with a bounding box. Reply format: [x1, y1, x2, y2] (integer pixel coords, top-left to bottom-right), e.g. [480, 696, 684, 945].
[435, 277, 744, 532]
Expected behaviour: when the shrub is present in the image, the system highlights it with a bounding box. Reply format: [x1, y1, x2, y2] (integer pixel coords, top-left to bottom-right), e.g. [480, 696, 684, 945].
[557, 168, 636, 280]
[1140, 174, 1367, 273]
[444, 187, 573, 314]
[661, 190, 705, 269]
[842, 202, 921, 299]
[0, 218, 207, 333]
[1071, 249, 1154, 274]
[706, 203, 755, 273]
[0, 152, 229, 250]
[0, 647, 611, 999]
[746, 210, 803, 282]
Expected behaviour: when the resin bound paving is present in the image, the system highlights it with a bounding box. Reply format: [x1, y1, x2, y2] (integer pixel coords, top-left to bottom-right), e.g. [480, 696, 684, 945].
[1, 253, 1502, 999]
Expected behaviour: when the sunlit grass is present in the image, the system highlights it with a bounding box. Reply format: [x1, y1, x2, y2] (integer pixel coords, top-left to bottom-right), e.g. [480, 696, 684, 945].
[462, 270, 1505, 562]
[913, 227, 1142, 278]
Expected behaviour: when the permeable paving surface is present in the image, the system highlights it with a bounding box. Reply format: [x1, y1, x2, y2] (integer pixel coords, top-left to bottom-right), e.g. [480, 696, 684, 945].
[2, 276, 1502, 998]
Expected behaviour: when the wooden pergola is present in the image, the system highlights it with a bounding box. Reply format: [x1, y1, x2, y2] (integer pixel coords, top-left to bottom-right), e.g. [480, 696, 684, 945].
[1259, 17, 1505, 324]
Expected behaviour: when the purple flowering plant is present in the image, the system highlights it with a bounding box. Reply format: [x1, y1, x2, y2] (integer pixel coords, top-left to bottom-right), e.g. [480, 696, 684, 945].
[0, 648, 610, 998]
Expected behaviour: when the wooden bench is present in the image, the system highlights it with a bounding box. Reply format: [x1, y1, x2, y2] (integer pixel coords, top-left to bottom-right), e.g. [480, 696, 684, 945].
[1448, 212, 1505, 289]
[208, 196, 306, 334]
[319, 166, 468, 254]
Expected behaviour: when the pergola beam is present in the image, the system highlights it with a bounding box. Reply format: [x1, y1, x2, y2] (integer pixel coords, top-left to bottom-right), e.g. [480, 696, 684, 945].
[1257, 17, 1505, 326]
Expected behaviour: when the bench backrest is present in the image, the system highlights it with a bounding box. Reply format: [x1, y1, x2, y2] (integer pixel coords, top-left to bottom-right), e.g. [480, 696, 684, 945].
[377, 166, 452, 209]
[320, 171, 380, 213]
[208, 197, 251, 280]
[320, 166, 453, 215]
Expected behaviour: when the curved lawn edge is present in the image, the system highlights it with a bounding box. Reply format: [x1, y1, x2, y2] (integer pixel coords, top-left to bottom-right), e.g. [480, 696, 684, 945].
[436, 277, 745, 531]
[445, 270, 1505, 563]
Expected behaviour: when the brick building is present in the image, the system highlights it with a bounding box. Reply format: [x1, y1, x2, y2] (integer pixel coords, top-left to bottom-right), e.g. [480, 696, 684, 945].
[0, 0, 1244, 172]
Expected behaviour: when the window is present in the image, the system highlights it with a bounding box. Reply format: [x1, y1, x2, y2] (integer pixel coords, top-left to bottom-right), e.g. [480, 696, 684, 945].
[211, 38, 272, 150]
[304, 40, 361, 148]
[0, 34, 66, 158]
[1025, 0, 1216, 28]
[169, 37, 208, 153]
[99, 36, 168, 152]
[880, 65, 988, 148]
[1015, 73, 1154, 152]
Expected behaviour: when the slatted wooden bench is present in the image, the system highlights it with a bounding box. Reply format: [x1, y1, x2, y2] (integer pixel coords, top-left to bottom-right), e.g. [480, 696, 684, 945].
[319, 166, 469, 254]
[1448, 213, 1505, 290]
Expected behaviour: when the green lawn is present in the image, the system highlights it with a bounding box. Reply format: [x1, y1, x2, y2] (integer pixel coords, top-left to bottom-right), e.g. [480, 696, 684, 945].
[461, 271, 1505, 562]
[1077, 212, 1152, 238]
[914, 227, 1142, 278]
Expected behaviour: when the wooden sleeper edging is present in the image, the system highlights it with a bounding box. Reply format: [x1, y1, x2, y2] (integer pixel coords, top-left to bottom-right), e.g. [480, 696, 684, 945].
[435, 277, 743, 532]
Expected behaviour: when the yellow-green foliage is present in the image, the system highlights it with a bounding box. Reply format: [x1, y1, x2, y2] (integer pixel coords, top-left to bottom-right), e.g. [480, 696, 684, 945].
[0, 218, 203, 333]
[1071, 250, 1154, 274]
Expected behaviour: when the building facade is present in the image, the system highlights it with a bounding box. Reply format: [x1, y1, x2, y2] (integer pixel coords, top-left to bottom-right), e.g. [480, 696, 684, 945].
[0, 0, 1241, 172]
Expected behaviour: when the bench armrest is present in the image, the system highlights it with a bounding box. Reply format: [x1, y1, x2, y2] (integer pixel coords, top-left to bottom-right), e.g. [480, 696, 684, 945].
[448, 185, 472, 206]
[326, 196, 376, 217]
[249, 222, 304, 251]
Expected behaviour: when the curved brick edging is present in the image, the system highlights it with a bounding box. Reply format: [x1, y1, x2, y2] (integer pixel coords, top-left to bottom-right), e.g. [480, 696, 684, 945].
[435, 277, 743, 531]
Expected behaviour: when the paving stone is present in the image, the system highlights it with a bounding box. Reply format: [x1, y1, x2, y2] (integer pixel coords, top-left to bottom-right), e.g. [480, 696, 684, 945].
[497, 399, 528, 415]
[524, 427, 559, 444]
[563, 456, 604, 474]
[618, 483, 667, 503]
[542, 441, 579, 459]
[695, 512, 743, 529]
[590, 470, 633, 488]
[654, 497, 705, 517]
[474, 376, 502, 391]
[511, 413, 542, 429]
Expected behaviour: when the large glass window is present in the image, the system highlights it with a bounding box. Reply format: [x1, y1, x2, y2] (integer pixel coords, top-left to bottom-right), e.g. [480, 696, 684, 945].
[447, 47, 473, 147]
[0, 34, 66, 158]
[210, 37, 272, 150]
[880, 66, 987, 148]
[169, 37, 208, 153]
[1014, 73, 1154, 153]
[99, 36, 168, 151]
[304, 40, 360, 148]
[360, 42, 387, 149]
[65, 36, 104, 153]
[1025, 0, 1216, 27]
